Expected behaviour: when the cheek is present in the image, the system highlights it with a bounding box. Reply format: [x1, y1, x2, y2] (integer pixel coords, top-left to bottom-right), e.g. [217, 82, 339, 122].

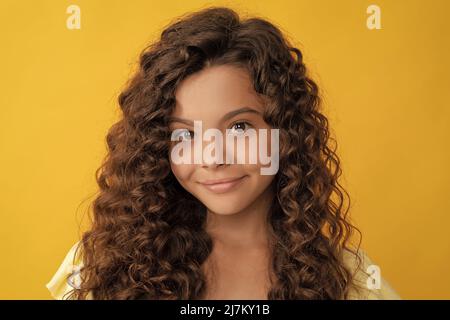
[228, 131, 271, 165]
[170, 163, 195, 183]
[245, 164, 276, 185]
[253, 129, 276, 167]
[256, 173, 276, 191]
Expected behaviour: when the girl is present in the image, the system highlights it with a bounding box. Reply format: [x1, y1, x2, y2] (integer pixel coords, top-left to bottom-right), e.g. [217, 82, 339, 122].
[46, 6, 400, 300]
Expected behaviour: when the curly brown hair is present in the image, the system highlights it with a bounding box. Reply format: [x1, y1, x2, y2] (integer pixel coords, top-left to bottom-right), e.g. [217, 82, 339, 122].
[66, 6, 364, 300]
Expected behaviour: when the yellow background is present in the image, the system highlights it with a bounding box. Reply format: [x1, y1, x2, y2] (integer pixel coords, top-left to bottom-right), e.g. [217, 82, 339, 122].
[1, 0, 449, 299]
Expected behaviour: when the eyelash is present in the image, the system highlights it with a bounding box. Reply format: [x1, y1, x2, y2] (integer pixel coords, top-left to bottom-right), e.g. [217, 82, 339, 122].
[229, 121, 253, 133]
[173, 121, 253, 141]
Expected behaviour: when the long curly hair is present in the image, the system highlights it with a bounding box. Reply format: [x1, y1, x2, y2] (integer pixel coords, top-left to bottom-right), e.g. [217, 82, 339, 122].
[66, 6, 364, 300]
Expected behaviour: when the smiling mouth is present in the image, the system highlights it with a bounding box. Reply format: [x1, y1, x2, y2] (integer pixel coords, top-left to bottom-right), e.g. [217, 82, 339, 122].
[198, 176, 247, 193]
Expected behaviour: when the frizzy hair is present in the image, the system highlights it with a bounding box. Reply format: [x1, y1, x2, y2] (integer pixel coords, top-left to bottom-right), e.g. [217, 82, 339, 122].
[66, 6, 364, 300]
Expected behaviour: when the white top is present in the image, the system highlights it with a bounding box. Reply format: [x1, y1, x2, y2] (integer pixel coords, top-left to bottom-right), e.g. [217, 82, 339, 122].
[46, 241, 401, 300]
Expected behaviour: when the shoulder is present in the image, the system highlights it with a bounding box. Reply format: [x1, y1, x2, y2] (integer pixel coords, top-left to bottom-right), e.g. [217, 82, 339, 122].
[343, 247, 401, 300]
[45, 241, 93, 300]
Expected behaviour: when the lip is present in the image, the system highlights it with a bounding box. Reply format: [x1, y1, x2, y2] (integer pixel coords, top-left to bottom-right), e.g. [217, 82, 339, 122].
[198, 176, 247, 194]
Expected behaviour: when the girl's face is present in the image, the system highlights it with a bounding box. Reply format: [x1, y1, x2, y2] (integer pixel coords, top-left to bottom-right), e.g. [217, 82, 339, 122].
[169, 64, 276, 215]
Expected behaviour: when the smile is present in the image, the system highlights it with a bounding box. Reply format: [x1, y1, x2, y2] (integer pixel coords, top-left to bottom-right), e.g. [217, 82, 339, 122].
[198, 176, 247, 194]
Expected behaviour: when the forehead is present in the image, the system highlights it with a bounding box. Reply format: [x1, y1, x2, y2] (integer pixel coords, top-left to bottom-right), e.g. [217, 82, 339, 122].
[173, 64, 264, 121]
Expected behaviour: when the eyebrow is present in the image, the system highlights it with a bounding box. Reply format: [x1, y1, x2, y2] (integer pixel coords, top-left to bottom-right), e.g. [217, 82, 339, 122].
[168, 107, 261, 126]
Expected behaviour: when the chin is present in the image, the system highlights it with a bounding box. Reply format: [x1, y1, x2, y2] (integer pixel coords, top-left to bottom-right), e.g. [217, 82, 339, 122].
[201, 198, 250, 216]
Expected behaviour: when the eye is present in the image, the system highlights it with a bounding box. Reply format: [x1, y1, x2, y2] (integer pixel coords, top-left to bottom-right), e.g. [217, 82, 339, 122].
[229, 121, 252, 134]
[173, 129, 194, 141]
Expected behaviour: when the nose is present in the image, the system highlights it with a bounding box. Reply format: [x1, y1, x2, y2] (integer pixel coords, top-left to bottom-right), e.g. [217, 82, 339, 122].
[200, 135, 227, 169]
[201, 148, 226, 169]
[201, 162, 225, 169]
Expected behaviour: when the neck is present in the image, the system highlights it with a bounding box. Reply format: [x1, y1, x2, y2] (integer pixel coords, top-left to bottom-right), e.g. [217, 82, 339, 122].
[204, 184, 275, 248]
